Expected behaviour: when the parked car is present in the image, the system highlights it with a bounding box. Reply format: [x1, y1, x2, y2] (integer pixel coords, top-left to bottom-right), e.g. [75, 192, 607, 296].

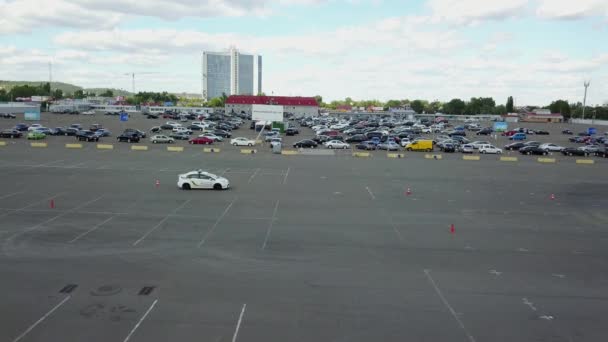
[89, 124, 102, 131]
[345, 134, 367, 143]
[0, 129, 22, 138]
[200, 133, 223, 142]
[325, 140, 350, 149]
[95, 129, 111, 137]
[478, 144, 502, 154]
[293, 139, 318, 148]
[160, 124, 174, 130]
[442, 143, 456, 153]
[212, 129, 232, 138]
[187, 125, 204, 131]
[539, 143, 564, 152]
[470, 141, 491, 149]
[535, 130, 550, 135]
[519, 146, 548, 155]
[150, 126, 162, 133]
[580, 145, 601, 154]
[595, 147, 608, 158]
[27, 124, 43, 132]
[509, 133, 527, 141]
[562, 129, 574, 135]
[14, 123, 29, 131]
[170, 133, 190, 140]
[504, 142, 525, 151]
[189, 137, 214, 145]
[117, 133, 140, 143]
[460, 144, 474, 153]
[26, 131, 46, 140]
[76, 130, 100, 142]
[476, 128, 493, 135]
[150, 135, 175, 144]
[2, 113, 16, 118]
[146, 114, 159, 119]
[356, 141, 377, 150]
[285, 128, 299, 136]
[561, 147, 588, 156]
[123, 129, 146, 138]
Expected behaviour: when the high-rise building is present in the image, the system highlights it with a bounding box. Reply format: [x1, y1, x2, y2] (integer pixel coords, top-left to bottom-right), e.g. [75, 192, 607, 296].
[201, 47, 262, 101]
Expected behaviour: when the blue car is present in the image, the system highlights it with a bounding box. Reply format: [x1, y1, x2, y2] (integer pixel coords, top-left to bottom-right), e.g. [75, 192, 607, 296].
[509, 133, 527, 141]
[95, 129, 111, 137]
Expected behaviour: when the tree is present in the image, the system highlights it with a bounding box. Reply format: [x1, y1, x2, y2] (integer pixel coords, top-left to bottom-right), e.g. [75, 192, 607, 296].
[52, 89, 63, 100]
[410, 100, 425, 114]
[207, 97, 224, 107]
[506, 96, 514, 113]
[548, 100, 571, 116]
[100, 89, 114, 97]
[425, 101, 442, 114]
[494, 104, 507, 115]
[314, 95, 323, 106]
[443, 99, 466, 115]
[385, 99, 402, 109]
[73, 89, 86, 99]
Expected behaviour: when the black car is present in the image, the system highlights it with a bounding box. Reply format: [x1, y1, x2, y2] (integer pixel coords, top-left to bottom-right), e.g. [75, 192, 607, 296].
[62, 128, 80, 136]
[345, 134, 367, 143]
[365, 131, 384, 139]
[2, 113, 16, 118]
[356, 141, 377, 150]
[117, 133, 140, 143]
[286, 128, 299, 136]
[448, 130, 467, 137]
[89, 124, 102, 132]
[212, 129, 231, 138]
[476, 128, 493, 135]
[524, 141, 541, 147]
[535, 130, 550, 135]
[313, 135, 331, 144]
[124, 129, 146, 138]
[0, 129, 22, 138]
[293, 139, 318, 148]
[187, 125, 204, 131]
[150, 126, 161, 133]
[216, 124, 233, 132]
[160, 124, 174, 130]
[561, 147, 588, 156]
[14, 123, 29, 131]
[146, 114, 159, 119]
[595, 148, 608, 158]
[442, 143, 456, 153]
[519, 146, 549, 155]
[562, 129, 573, 135]
[76, 130, 100, 142]
[170, 133, 190, 140]
[505, 142, 525, 150]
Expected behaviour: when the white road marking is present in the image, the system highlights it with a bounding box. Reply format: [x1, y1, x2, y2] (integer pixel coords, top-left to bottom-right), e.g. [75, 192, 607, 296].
[35, 160, 65, 167]
[552, 274, 565, 278]
[247, 168, 260, 183]
[67, 161, 88, 168]
[522, 298, 537, 311]
[0, 191, 24, 200]
[424, 269, 476, 342]
[365, 186, 375, 200]
[282, 167, 290, 185]
[133, 199, 191, 246]
[231, 304, 247, 342]
[68, 216, 115, 243]
[262, 199, 280, 250]
[122, 299, 158, 342]
[489, 270, 502, 276]
[539, 315, 554, 320]
[11, 296, 71, 342]
[198, 197, 237, 247]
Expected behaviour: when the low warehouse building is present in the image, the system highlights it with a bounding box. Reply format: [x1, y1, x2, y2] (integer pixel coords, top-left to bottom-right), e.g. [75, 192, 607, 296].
[225, 95, 319, 117]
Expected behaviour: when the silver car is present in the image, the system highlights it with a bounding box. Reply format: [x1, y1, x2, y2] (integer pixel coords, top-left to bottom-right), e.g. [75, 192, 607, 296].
[150, 135, 175, 144]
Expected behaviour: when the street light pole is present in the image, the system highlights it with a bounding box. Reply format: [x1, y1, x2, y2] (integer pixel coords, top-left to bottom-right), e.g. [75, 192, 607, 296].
[582, 80, 590, 120]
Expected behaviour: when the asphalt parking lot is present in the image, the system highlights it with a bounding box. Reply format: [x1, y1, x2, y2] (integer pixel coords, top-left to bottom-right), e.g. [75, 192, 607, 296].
[1, 113, 608, 342]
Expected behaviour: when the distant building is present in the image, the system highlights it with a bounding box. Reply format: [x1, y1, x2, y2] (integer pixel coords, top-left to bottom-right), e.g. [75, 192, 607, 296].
[202, 47, 262, 101]
[519, 110, 564, 123]
[225, 95, 319, 117]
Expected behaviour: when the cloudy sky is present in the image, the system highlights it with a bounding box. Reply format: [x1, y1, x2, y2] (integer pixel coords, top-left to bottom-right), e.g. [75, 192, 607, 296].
[1, 0, 607, 105]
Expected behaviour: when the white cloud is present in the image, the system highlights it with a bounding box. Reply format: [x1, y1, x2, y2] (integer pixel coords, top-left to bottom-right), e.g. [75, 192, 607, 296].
[536, 0, 608, 20]
[427, 0, 529, 24]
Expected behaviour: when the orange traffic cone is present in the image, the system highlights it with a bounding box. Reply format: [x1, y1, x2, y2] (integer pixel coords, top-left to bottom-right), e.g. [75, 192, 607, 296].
[450, 224, 455, 234]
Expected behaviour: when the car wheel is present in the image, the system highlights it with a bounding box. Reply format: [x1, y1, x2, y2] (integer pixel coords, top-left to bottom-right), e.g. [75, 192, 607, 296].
[127, 139, 131, 143]
[213, 183, 223, 190]
[527, 152, 531, 155]
[569, 152, 573, 156]
[481, 150, 486, 154]
[328, 145, 333, 149]
[343, 146, 347, 149]
[248, 143, 252, 146]
[585, 153, 589, 157]
[182, 183, 191, 190]
[543, 152, 548, 156]
[233, 143, 238, 146]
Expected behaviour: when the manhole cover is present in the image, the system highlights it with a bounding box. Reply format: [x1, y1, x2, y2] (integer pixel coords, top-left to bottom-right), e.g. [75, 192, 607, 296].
[91, 285, 122, 296]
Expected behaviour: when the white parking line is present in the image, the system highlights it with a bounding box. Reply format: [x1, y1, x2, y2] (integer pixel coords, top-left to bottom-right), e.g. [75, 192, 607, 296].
[262, 199, 280, 250]
[247, 168, 261, 183]
[11, 296, 71, 342]
[282, 167, 290, 185]
[68, 216, 115, 243]
[6, 196, 104, 240]
[198, 197, 237, 247]
[122, 299, 158, 342]
[67, 161, 88, 168]
[365, 186, 376, 200]
[424, 269, 476, 342]
[0, 192, 66, 219]
[0, 191, 24, 200]
[133, 199, 191, 246]
[35, 160, 65, 167]
[231, 304, 247, 342]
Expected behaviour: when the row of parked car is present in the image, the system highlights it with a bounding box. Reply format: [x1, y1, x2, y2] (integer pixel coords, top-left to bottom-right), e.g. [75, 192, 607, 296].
[0, 123, 111, 141]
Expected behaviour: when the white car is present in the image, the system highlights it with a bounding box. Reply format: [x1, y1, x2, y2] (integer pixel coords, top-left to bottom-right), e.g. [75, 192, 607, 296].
[28, 124, 43, 131]
[325, 140, 350, 149]
[173, 127, 191, 134]
[470, 141, 491, 149]
[478, 144, 502, 154]
[400, 138, 412, 147]
[192, 121, 213, 129]
[150, 135, 175, 144]
[539, 143, 564, 152]
[199, 133, 223, 142]
[420, 127, 432, 133]
[330, 123, 349, 130]
[231, 137, 255, 146]
[177, 170, 229, 190]
[269, 137, 282, 148]
[166, 121, 181, 128]
[81, 110, 95, 115]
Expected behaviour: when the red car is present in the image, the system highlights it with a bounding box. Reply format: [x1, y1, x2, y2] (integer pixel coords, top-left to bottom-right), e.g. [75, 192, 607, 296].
[502, 130, 518, 137]
[189, 137, 213, 145]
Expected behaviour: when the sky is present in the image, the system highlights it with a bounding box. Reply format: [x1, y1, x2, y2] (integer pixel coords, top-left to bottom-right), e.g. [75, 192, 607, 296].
[1, 0, 607, 106]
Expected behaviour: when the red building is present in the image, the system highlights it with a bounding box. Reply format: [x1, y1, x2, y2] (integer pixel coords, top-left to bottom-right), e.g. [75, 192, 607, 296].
[225, 95, 319, 117]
